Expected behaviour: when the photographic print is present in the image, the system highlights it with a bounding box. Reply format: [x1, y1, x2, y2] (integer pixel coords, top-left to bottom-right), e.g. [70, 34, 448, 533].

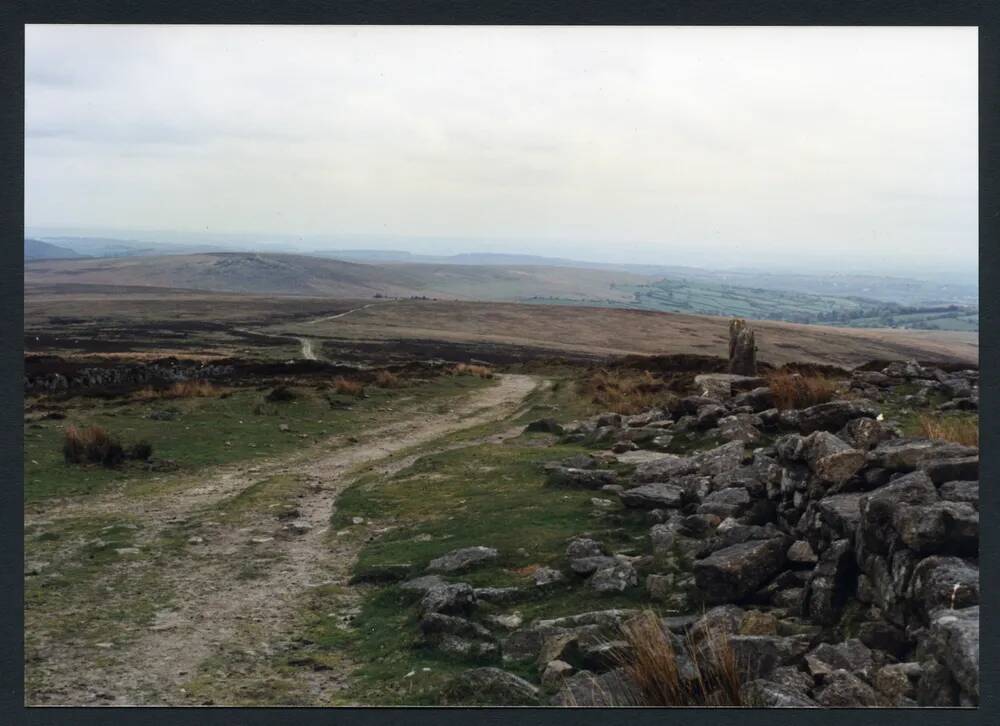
[23, 24, 979, 707]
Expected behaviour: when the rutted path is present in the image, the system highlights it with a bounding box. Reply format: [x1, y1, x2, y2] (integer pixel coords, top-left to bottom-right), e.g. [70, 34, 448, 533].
[28, 374, 540, 705]
[297, 336, 317, 360]
[303, 301, 382, 325]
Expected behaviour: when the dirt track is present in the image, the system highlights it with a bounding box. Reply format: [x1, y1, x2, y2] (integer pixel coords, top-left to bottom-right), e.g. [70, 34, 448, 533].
[27, 373, 539, 705]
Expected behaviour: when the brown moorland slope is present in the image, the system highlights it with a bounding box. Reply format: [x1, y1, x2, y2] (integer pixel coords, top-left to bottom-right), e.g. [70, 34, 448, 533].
[25, 285, 977, 367]
[254, 298, 979, 368]
[24, 252, 649, 302]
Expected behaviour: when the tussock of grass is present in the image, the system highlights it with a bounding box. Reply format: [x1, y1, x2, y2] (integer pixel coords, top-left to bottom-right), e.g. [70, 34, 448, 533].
[580, 369, 677, 415]
[374, 370, 402, 388]
[766, 371, 838, 410]
[265, 385, 297, 402]
[450, 363, 494, 379]
[333, 377, 365, 397]
[917, 413, 978, 447]
[616, 610, 749, 707]
[62, 425, 125, 467]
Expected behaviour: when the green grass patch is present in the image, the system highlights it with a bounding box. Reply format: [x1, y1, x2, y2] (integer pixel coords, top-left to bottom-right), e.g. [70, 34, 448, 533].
[24, 375, 492, 503]
[24, 515, 175, 650]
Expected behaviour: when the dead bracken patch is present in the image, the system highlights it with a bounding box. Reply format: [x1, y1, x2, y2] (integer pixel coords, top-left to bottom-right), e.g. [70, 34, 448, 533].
[450, 363, 494, 379]
[615, 610, 750, 707]
[765, 371, 838, 410]
[136, 380, 219, 400]
[580, 369, 677, 415]
[332, 377, 365, 397]
[917, 413, 978, 447]
[373, 369, 402, 388]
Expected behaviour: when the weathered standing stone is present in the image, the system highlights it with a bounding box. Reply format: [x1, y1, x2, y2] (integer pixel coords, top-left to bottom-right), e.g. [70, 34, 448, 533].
[728, 319, 758, 376]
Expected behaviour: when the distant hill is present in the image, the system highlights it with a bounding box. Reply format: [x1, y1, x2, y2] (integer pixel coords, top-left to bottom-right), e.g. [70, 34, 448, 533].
[23, 252, 651, 303]
[24, 239, 86, 261]
[33, 236, 229, 258]
[24, 250, 978, 331]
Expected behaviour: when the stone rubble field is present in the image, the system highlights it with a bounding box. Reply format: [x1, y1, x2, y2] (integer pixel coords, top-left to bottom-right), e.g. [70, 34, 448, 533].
[394, 360, 979, 707]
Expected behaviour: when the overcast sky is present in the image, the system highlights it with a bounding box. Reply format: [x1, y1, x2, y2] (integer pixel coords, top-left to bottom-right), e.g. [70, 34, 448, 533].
[25, 25, 977, 276]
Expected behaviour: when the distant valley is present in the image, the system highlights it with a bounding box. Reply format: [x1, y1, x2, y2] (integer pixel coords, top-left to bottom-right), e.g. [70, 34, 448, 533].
[24, 237, 978, 332]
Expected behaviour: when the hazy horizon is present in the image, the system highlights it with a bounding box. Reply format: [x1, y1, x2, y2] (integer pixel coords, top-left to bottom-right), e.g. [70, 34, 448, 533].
[26, 25, 978, 278]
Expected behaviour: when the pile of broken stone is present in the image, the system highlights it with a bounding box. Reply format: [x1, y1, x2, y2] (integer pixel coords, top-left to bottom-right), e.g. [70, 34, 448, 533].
[410, 361, 979, 707]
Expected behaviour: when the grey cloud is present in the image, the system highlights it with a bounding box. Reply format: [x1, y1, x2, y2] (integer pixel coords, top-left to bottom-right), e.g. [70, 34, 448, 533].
[24, 25, 977, 276]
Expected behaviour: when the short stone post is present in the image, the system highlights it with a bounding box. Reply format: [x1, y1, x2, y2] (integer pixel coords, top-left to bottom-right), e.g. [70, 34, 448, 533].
[728, 318, 757, 376]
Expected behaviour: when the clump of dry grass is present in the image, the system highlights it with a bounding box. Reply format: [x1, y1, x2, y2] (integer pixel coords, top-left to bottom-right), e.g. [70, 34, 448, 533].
[917, 414, 979, 447]
[265, 385, 297, 403]
[766, 371, 838, 410]
[581, 369, 676, 415]
[333, 377, 365, 397]
[450, 363, 494, 379]
[135, 380, 219, 400]
[615, 611, 749, 707]
[373, 369, 402, 388]
[62, 424, 125, 467]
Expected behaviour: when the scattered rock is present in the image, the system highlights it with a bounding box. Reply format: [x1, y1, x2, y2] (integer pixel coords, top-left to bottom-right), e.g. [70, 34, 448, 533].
[427, 546, 499, 573]
[546, 467, 620, 489]
[420, 582, 476, 615]
[589, 561, 638, 593]
[618, 482, 686, 509]
[541, 660, 574, 689]
[446, 667, 540, 706]
[814, 669, 881, 707]
[693, 537, 788, 603]
[533, 566, 565, 589]
[787, 540, 818, 564]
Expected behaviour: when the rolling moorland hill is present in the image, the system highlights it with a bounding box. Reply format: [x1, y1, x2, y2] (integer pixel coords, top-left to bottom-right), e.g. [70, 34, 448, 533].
[24, 252, 649, 303]
[24, 250, 979, 332]
[24, 238, 87, 261]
